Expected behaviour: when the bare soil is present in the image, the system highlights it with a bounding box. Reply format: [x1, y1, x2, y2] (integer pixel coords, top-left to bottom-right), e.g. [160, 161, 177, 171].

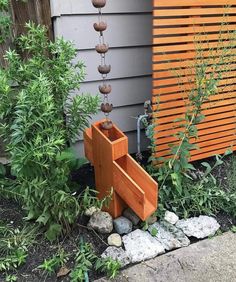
[0, 153, 236, 281]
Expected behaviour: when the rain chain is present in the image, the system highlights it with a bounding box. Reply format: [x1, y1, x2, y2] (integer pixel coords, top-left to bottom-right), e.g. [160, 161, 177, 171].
[92, 0, 113, 130]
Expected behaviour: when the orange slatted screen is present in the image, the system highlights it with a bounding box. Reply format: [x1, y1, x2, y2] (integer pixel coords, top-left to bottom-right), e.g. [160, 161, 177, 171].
[152, 0, 236, 162]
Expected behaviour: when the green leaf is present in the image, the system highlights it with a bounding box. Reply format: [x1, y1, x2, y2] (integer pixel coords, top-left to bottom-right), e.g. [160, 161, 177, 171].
[201, 162, 212, 176]
[150, 227, 158, 237]
[231, 226, 236, 233]
[45, 224, 62, 242]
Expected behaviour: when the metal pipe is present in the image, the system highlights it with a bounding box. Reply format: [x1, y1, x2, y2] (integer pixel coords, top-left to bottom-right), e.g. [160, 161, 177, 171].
[137, 114, 149, 155]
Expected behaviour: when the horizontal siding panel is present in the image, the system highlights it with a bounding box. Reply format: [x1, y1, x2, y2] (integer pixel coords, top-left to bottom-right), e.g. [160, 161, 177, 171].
[54, 14, 152, 50]
[154, 8, 236, 17]
[51, 0, 152, 16]
[77, 104, 145, 141]
[74, 130, 149, 156]
[51, 0, 153, 155]
[75, 47, 152, 82]
[72, 76, 152, 108]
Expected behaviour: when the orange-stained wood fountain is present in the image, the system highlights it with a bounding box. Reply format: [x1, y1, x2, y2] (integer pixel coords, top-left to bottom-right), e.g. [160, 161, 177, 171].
[84, 120, 158, 221]
[84, 0, 158, 220]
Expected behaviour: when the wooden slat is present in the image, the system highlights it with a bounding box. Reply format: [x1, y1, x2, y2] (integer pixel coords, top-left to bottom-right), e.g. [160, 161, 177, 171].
[190, 145, 236, 161]
[153, 104, 236, 124]
[155, 140, 235, 158]
[154, 32, 234, 45]
[152, 2, 236, 163]
[157, 130, 236, 151]
[153, 16, 236, 26]
[154, 0, 236, 6]
[154, 123, 236, 145]
[155, 111, 236, 131]
[153, 49, 236, 63]
[154, 117, 236, 139]
[154, 8, 236, 17]
[153, 70, 236, 87]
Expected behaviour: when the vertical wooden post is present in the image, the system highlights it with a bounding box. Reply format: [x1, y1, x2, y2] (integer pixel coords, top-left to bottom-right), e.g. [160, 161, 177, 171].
[92, 122, 127, 218]
[10, 0, 53, 40]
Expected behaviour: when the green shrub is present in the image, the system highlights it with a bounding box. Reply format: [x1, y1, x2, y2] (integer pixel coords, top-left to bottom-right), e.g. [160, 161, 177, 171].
[155, 155, 236, 219]
[0, 22, 99, 237]
[148, 22, 236, 219]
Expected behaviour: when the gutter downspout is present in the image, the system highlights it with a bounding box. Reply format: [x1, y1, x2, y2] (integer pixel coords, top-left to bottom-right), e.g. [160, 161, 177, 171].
[137, 114, 149, 156]
[136, 100, 152, 160]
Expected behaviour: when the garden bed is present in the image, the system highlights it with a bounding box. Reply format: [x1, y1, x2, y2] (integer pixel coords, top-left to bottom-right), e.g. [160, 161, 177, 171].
[1, 152, 236, 282]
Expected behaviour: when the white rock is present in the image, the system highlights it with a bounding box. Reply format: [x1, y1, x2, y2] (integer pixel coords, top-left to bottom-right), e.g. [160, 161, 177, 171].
[123, 229, 165, 263]
[148, 221, 190, 251]
[164, 211, 179, 225]
[176, 216, 220, 239]
[84, 206, 100, 217]
[101, 247, 131, 267]
[87, 211, 113, 234]
[108, 233, 122, 247]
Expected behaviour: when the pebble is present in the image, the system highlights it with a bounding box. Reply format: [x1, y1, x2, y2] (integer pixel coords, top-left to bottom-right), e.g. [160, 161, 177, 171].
[164, 211, 179, 225]
[114, 216, 133, 235]
[123, 208, 140, 225]
[107, 233, 122, 247]
[147, 214, 157, 225]
[87, 211, 113, 234]
[84, 206, 100, 217]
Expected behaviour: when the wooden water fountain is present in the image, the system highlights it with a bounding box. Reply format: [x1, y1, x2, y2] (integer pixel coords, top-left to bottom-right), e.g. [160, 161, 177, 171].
[84, 0, 158, 220]
[84, 121, 157, 220]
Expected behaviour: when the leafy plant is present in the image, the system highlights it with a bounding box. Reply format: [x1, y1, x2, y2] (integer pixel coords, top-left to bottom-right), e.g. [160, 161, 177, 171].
[147, 20, 236, 218]
[149, 22, 236, 191]
[5, 274, 17, 282]
[0, 22, 99, 238]
[38, 248, 68, 275]
[156, 154, 236, 218]
[70, 239, 120, 281]
[0, 221, 36, 271]
[150, 227, 158, 237]
[231, 226, 236, 233]
[69, 241, 97, 282]
[95, 257, 121, 279]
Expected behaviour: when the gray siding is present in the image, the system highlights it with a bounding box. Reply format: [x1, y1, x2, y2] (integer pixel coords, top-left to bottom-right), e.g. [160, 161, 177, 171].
[50, 0, 152, 155]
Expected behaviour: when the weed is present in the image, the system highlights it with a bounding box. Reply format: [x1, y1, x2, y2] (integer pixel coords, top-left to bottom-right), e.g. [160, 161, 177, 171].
[5, 274, 17, 282]
[69, 239, 120, 281]
[231, 226, 236, 233]
[150, 227, 158, 237]
[95, 257, 121, 279]
[0, 221, 36, 271]
[38, 248, 68, 275]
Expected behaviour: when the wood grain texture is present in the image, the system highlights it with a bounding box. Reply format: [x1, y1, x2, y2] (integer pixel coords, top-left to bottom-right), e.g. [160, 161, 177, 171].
[10, 0, 53, 39]
[153, 1, 236, 163]
[85, 120, 157, 220]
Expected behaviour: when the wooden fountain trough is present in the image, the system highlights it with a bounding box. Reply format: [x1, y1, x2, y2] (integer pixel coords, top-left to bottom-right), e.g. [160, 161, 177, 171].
[84, 120, 158, 220]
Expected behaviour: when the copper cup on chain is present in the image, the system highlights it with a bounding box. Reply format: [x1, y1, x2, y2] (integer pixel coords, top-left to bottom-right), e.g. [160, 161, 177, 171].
[92, 0, 106, 8]
[94, 22, 107, 32]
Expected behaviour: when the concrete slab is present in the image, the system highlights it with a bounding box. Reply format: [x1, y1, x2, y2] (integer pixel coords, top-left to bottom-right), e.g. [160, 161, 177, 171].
[95, 232, 236, 282]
